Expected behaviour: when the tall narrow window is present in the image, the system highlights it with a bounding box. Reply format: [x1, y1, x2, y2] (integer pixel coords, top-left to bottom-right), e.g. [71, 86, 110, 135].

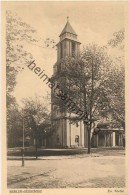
[61, 43, 63, 58]
[57, 135, 59, 143]
[72, 42, 75, 57]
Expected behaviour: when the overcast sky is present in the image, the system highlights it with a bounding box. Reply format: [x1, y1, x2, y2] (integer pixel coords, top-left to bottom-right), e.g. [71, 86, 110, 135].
[6, 1, 125, 105]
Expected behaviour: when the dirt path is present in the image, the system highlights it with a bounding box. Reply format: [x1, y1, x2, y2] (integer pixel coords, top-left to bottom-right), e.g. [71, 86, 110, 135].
[8, 155, 125, 188]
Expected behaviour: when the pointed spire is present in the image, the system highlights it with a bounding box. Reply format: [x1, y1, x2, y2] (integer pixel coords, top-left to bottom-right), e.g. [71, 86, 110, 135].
[59, 17, 77, 37]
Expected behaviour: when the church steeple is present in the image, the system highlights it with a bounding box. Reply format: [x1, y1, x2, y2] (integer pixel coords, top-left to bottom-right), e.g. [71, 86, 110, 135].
[56, 18, 81, 60]
[59, 17, 77, 40]
[51, 18, 83, 148]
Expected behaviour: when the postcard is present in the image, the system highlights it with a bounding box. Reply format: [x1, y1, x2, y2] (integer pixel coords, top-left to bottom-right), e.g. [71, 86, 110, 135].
[1, 1, 129, 195]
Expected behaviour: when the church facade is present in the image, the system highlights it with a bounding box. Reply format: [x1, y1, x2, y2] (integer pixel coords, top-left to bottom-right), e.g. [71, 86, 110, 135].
[49, 18, 124, 148]
[50, 18, 84, 148]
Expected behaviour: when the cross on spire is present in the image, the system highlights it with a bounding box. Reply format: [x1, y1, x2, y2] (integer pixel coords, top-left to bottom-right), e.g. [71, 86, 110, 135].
[67, 16, 69, 22]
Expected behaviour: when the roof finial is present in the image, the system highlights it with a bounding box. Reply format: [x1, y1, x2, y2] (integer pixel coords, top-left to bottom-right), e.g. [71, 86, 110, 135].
[67, 16, 69, 22]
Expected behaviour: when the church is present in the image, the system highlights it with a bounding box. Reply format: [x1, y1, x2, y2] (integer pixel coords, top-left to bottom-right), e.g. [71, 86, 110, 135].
[48, 18, 124, 148]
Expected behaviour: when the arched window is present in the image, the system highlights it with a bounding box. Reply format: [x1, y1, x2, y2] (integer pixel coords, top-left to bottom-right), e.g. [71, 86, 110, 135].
[75, 135, 79, 143]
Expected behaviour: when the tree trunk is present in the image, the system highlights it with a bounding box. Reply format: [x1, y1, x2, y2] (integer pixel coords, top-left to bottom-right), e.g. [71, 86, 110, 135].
[84, 122, 88, 148]
[87, 125, 91, 154]
[35, 132, 38, 159]
[35, 138, 38, 159]
[84, 121, 91, 153]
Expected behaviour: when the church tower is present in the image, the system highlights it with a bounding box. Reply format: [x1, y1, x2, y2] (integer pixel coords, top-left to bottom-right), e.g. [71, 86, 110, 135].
[57, 17, 80, 60]
[53, 17, 81, 75]
[51, 18, 84, 148]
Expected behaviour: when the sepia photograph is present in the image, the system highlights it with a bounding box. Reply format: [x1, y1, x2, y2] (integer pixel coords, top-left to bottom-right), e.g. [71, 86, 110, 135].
[2, 1, 128, 194]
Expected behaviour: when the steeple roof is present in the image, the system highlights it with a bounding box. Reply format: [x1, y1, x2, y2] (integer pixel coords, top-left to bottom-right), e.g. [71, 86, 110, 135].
[59, 18, 77, 37]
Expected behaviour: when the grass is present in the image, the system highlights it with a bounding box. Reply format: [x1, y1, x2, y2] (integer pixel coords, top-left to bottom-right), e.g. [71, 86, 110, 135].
[7, 147, 125, 157]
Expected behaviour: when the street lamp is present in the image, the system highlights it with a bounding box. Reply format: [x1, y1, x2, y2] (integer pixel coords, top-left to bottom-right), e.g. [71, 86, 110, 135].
[18, 106, 25, 167]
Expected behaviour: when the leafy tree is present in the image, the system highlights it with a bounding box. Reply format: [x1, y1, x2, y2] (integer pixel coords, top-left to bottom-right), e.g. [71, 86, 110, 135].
[6, 10, 34, 99]
[7, 101, 21, 147]
[7, 100, 33, 148]
[52, 44, 113, 153]
[106, 29, 125, 130]
[22, 96, 50, 159]
[6, 10, 56, 104]
[103, 59, 125, 130]
[6, 10, 36, 148]
[108, 29, 124, 48]
[6, 11, 56, 149]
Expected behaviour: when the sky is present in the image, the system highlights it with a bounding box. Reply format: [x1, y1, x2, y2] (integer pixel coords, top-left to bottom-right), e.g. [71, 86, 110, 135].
[6, 1, 126, 105]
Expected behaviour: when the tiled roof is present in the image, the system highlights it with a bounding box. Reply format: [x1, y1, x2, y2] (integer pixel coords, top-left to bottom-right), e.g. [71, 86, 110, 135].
[60, 21, 77, 36]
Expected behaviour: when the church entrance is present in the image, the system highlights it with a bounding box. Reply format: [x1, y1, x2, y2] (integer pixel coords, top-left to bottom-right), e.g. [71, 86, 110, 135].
[75, 135, 79, 146]
[98, 132, 105, 147]
[105, 133, 112, 147]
